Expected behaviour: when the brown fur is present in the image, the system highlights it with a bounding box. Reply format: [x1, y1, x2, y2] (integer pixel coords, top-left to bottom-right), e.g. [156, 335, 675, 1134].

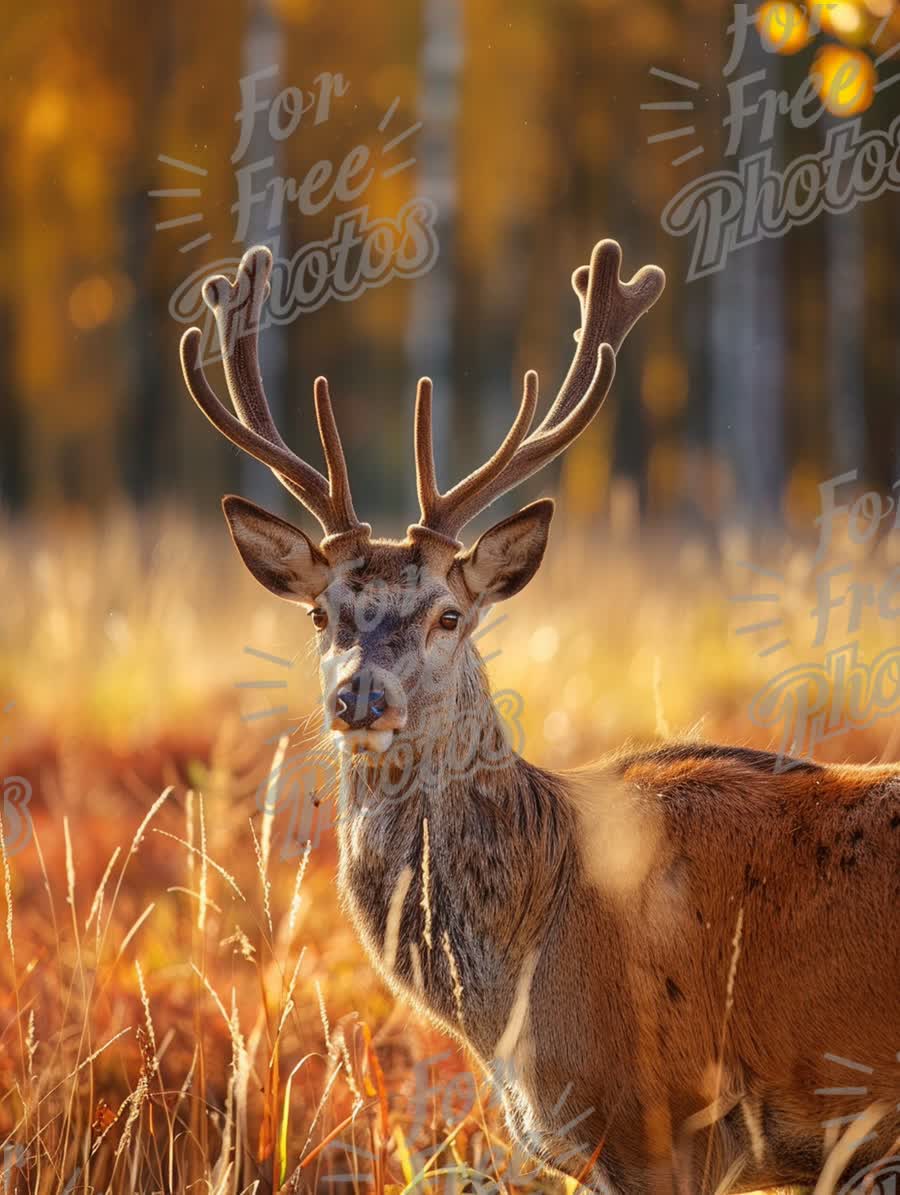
[234, 535, 898, 1195]
[192, 243, 897, 1195]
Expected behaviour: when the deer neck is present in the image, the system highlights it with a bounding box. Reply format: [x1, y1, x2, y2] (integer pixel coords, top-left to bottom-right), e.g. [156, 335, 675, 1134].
[335, 643, 576, 1057]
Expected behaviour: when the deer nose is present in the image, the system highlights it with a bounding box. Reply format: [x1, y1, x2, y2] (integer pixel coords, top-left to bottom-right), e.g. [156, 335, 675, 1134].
[335, 675, 387, 729]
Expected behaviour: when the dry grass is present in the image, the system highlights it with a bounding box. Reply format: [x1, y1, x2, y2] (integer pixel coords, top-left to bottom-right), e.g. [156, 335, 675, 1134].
[1, 505, 897, 1193]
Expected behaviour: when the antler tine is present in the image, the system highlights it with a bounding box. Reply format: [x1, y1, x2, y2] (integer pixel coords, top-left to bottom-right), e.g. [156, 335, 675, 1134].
[203, 246, 287, 448]
[442, 370, 539, 510]
[434, 348, 615, 536]
[313, 377, 363, 531]
[413, 372, 540, 538]
[414, 378, 440, 526]
[537, 239, 665, 435]
[181, 328, 334, 529]
[411, 240, 664, 541]
[180, 246, 368, 540]
[201, 246, 326, 512]
[571, 242, 666, 351]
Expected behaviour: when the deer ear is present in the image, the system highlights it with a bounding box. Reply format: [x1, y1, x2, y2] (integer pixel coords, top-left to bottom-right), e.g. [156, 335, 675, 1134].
[222, 495, 331, 605]
[457, 499, 554, 604]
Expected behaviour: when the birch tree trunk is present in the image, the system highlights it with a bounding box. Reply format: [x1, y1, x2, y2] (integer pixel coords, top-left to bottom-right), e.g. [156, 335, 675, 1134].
[710, 32, 785, 530]
[404, 0, 462, 502]
[822, 109, 865, 478]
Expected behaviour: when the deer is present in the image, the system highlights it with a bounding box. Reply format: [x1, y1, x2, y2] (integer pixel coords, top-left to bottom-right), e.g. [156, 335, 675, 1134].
[180, 240, 900, 1195]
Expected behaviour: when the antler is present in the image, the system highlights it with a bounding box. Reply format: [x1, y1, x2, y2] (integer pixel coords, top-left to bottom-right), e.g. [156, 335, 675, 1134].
[180, 246, 369, 543]
[411, 240, 665, 542]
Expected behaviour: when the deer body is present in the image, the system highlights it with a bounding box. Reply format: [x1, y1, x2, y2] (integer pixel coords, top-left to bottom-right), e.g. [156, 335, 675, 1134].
[333, 596, 899, 1194]
[180, 239, 900, 1193]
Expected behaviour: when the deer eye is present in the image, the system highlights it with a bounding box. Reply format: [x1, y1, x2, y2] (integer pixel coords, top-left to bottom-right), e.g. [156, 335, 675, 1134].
[310, 607, 328, 631]
[438, 609, 461, 632]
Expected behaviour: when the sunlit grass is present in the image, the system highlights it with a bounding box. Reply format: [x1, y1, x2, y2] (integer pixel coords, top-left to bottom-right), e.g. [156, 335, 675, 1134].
[1, 506, 897, 1191]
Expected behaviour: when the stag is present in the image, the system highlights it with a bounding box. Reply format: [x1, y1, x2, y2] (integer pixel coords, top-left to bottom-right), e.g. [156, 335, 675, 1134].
[181, 242, 899, 1194]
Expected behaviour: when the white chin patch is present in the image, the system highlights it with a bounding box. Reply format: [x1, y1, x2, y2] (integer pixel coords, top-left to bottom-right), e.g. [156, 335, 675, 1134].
[333, 729, 394, 756]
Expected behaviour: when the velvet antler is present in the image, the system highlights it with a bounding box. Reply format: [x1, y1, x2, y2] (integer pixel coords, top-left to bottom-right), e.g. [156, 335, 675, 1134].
[410, 240, 665, 541]
[180, 246, 369, 543]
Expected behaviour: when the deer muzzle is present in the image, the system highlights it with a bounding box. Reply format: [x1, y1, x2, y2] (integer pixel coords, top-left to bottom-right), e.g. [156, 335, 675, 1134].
[328, 668, 407, 754]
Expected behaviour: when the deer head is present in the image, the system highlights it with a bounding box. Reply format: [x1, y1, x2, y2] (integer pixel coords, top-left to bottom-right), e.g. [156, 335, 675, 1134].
[180, 242, 665, 758]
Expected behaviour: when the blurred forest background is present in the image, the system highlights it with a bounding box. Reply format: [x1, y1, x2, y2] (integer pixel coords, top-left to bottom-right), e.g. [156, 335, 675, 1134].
[2, 4, 900, 1191]
[1, 0, 898, 534]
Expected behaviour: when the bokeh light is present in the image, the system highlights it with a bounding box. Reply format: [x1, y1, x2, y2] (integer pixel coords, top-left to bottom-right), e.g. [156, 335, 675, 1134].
[68, 276, 115, 330]
[813, 44, 877, 116]
[818, 0, 871, 46]
[756, 1, 811, 54]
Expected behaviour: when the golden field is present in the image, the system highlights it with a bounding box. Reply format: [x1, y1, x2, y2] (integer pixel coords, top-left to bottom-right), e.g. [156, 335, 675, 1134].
[1, 505, 898, 1194]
